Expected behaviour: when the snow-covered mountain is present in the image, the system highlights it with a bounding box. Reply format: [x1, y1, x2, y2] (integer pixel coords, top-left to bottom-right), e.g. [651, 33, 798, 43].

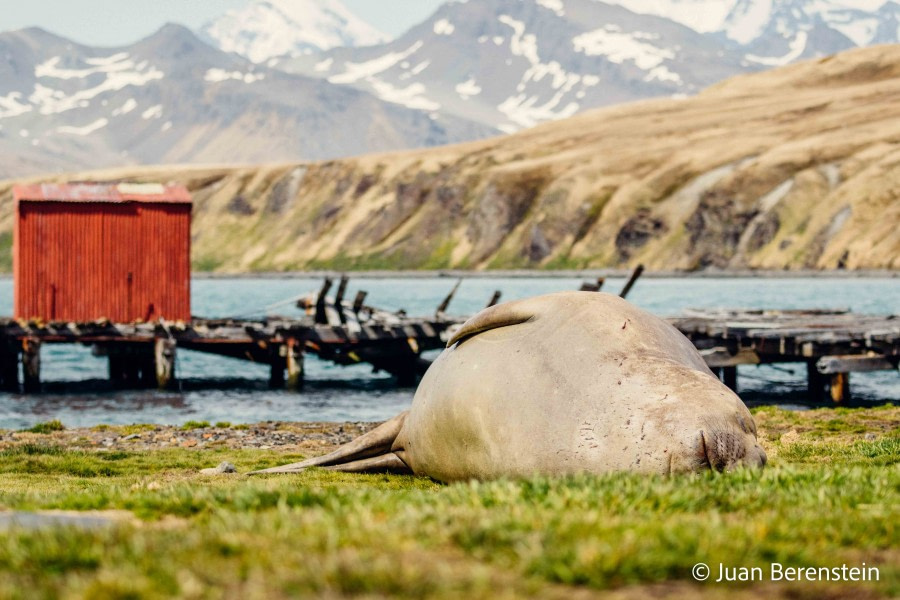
[276, 0, 900, 134]
[0, 25, 493, 178]
[200, 0, 389, 64]
[605, 0, 900, 65]
[277, 0, 751, 133]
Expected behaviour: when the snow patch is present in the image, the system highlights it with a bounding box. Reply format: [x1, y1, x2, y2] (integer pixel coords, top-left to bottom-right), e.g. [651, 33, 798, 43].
[112, 98, 137, 116]
[456, 78, 482, 100]
[536, 0, 565, 16]
[433, 19, 455, 35]
[202, 0, 390, 63]
[329, 41, 423, 84]
[161, 121, 173, 132]
[314, 57, 334, 72]
[724, 0, 774, 44]
[499, 16, 540, 65]
[410, 61, 430, 75]
[142, 105, 163, 120]
[400, 60, 431, 81]
[573, 27, 675, 70]
[28, 56, 163, 115]
[36, 54, 138, 80]
[745, 31, 808, 66]
[0, 92, 32, 119]
[57, 118, 109, 136]
[368, 80, 440, 111]
[204, 68, 266, 83]
[492, 13, 595, 129]
[498, 93, 580, 130]
[645, 65, 682, 83]
[84, 52, 130, 66]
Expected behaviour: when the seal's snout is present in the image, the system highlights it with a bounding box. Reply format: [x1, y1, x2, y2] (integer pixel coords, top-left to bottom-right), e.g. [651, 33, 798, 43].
[700, 429, 766, 471]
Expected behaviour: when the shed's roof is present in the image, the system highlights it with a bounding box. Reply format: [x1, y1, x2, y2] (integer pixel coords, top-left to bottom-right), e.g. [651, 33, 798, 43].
[13, 183, 192, 204]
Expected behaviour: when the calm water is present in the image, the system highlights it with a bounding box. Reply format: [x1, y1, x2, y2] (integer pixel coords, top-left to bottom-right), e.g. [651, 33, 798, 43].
[0, 276, 897, 429]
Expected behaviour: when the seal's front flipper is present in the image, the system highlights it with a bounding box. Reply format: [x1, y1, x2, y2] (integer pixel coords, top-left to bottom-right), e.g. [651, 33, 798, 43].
[324, 453, 412, 474]
[447, 301, 536, 347]
[248, 411, 408, 475]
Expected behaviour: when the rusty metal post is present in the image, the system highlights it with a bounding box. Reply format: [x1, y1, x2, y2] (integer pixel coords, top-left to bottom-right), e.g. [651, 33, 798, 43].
[154, 338, 177, 390]
[829, 372, 850, 403]
[22, 338, 41, 393]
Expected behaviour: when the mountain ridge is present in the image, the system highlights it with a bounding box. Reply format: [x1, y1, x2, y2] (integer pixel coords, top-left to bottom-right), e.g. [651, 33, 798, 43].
[1, 44, 896, 273]
[277, 0, 900, 134]
[0, 23, 496, 179]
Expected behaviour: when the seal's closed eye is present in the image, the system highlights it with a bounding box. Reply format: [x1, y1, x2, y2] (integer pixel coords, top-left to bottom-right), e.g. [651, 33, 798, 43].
[447, 302, 536, 347]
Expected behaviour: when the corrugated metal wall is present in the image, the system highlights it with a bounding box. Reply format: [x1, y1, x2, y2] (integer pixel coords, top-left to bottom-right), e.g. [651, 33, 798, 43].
[14, 202, 191, 322]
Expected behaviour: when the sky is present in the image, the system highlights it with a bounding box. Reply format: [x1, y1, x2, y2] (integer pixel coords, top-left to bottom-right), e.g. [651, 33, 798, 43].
[0, 0, 445, 46]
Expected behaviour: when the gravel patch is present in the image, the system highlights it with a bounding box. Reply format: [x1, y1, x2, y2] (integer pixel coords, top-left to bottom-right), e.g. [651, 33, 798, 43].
[0, 421, 382, 454]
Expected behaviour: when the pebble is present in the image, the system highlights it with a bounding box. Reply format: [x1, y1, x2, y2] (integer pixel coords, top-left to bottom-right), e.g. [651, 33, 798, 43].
[200, 462, 237, 475]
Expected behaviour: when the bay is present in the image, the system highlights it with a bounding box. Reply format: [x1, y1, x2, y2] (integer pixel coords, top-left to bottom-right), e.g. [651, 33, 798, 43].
[0, 276, 896, 429]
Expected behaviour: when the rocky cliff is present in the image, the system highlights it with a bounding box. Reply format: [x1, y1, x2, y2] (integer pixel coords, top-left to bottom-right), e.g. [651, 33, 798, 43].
[1, 45, 898, 272]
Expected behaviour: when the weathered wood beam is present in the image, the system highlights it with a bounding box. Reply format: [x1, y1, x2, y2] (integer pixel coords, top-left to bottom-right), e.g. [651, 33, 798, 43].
[436, 279, 462, 315]
[816, 354, 896, 374]
[700, 347, 760, 367]
[619, 264, 644, 299]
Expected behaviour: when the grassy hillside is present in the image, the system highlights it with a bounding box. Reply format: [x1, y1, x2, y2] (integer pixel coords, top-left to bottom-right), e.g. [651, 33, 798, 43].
[1, 45, 898, 272]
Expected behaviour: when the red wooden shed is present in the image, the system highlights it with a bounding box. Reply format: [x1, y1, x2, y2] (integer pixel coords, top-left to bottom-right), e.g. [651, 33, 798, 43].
[13, 182, 192, 323]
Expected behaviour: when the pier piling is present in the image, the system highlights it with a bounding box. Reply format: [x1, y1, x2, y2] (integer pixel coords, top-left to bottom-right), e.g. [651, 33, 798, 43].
[285, 338, 304, 391]
[154, 338, 177, 390]
[22, 338, 41, 393]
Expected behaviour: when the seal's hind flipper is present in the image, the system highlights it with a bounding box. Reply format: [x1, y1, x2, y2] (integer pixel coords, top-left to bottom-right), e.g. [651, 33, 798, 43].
[249, 411, 408, 475]
[324, 453, 412, 474]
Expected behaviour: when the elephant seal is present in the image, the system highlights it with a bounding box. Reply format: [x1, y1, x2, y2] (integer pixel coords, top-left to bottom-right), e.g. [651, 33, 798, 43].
[252, 292, 766, 480]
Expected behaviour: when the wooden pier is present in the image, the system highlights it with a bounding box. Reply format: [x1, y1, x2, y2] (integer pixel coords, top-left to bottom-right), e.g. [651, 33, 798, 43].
[671, 308, 900, 402]
[0, 274, 896, 404]
[0, 277, 470, 392]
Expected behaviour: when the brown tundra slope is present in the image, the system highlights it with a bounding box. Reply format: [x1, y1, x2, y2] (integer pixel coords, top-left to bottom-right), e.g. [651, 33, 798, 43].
[1, 44, 898, 272]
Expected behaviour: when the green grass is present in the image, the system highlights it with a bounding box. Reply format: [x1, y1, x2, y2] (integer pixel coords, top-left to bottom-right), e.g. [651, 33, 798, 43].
[180, 421, 210, 431]
[0, 406, 896, 599]
[22, 420, 65, 434]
